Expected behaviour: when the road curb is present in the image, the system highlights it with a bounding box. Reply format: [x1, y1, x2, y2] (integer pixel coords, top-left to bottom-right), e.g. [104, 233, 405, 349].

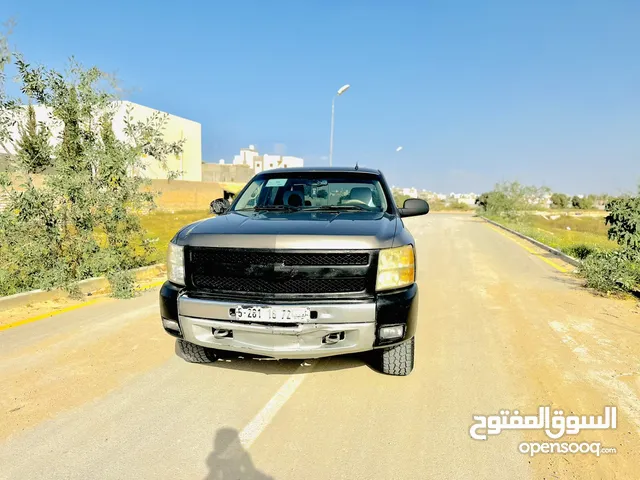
[0, 263, 166, 311]
[480, 216, 580, 267]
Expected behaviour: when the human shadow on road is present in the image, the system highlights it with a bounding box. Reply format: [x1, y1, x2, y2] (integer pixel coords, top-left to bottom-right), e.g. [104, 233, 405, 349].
[205, 428, 274, 480]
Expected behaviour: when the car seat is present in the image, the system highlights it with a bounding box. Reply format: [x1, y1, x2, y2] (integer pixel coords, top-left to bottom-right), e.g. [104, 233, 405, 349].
[349, 187, 374, 206]
[283, 191, 303, 207]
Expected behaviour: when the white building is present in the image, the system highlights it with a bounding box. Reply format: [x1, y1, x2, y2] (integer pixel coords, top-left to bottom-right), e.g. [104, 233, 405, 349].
[232, 145, 261, 168]
[232, 145, 304, 173]
[113, 101, 202, 181]
[402, 187, 418, 197]
[4, 101, 202, 181]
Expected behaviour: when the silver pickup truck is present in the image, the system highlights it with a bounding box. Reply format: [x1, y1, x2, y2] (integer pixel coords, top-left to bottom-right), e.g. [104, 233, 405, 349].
[159, 166, 429, 375]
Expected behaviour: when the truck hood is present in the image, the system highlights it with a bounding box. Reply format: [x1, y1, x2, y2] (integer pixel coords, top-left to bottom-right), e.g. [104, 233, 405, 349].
[174, 210, 399, 250]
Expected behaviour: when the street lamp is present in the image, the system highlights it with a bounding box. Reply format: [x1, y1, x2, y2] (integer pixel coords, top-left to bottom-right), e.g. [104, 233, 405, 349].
[329, 84, 350, 167]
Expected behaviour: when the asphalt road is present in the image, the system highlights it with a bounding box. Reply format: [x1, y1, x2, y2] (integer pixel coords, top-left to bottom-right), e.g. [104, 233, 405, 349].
[1, 214, 639, 479]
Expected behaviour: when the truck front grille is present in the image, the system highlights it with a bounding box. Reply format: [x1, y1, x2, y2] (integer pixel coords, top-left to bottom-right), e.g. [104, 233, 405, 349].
[190, 249, 369, 267]
[192, 275, 367, 294]
[185, 247, 374, 297]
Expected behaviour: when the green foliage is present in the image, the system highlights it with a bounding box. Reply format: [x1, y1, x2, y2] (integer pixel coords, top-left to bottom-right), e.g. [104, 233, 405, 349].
[0, 46, 184, 297]
[486, 214, 615, 257]
[476, 182, 550, 219]
[576, 195, 640, 295]
[605, 195, 640, 251]
[571, 195, 592, 209]
[393, 193, 411, 208]
[107, 269, 136, 299]
[447, 200, 471, 210]
[475, 192, 490, 209]
[550, 193, 569, 209]
[578, 250, 640, 295]
[427, 199, 446, 211]
[139, 210, 210, 263]
[15, 104, 52, 173]
[564, 244, 596, 260]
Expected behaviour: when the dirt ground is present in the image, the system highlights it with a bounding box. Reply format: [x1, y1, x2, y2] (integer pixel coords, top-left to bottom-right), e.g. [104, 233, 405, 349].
[0, 215, 639, 479]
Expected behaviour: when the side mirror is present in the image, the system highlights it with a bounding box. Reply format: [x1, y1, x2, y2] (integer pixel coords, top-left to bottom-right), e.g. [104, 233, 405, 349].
[210, 198, 230, 215]
[399, 198, 429, 217]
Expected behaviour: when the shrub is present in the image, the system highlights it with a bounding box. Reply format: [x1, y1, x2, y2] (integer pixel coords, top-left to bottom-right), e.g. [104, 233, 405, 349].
[0, 45, 184, 297]
[572, 194, 640, 295]
[393, 193, 411, 208]
[550, 193, 569, 209]
[107, 270, 136, 299]
[15, 103, 52, 173]
[605, 196, 640, 251]
[428, 199, 445, 211]
[476, 182, 550, 219]
[578, 250, 640, 295]
[571, 195, 592, 209]
[447, 200, 471, 210]
[564, 244, 596, 260]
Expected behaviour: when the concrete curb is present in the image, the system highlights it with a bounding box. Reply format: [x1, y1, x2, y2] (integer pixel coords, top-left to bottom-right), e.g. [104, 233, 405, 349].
[0, 263, 166, 311]
[480, 216, 581, 268]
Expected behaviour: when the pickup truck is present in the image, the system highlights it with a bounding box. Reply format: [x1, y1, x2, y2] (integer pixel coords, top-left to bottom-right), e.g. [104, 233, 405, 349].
[159, 166, 429, 375]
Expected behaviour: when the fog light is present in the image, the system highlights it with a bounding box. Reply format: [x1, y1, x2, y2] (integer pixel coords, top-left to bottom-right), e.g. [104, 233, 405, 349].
[162, 318, 181, 332]
[379, 325, 404, 340]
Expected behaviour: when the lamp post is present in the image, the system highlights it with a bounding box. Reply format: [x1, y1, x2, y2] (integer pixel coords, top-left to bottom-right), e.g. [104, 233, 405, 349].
[329, 84, 350, 167]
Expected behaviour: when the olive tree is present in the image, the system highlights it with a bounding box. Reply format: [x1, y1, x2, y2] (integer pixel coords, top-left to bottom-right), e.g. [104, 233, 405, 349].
[0, 40, 184, 297]
[15, 103, 52, 173]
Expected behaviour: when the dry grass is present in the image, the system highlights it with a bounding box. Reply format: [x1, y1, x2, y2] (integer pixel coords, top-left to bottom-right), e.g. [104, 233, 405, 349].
[487, 213, 617, 258]
[141, 210, 212, 263]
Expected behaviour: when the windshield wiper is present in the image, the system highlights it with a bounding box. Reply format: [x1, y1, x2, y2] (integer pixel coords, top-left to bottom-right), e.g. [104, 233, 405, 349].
[252, 205, 301, 212]
[304, 205, 369, 212]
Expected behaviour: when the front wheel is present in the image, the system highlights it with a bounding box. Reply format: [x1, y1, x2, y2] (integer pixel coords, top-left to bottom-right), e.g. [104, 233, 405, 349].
[176, 339, 219, 363]
[378, 337, 415, 376]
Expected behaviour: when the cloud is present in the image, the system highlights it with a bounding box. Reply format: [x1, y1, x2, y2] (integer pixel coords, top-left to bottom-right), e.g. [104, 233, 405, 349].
[273, 143, 287, 155]
[320, 155, 329, 161]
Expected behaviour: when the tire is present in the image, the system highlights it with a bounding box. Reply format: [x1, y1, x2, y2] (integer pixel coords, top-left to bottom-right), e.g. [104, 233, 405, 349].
[176, 339, 219, 363]
[379, 337, 415, 376]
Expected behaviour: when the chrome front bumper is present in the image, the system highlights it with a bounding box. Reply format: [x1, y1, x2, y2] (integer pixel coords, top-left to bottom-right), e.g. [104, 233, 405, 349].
[178, 295, 376, 359]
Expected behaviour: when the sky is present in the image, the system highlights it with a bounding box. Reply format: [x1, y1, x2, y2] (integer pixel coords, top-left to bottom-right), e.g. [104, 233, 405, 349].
[1, 0, 639, 195]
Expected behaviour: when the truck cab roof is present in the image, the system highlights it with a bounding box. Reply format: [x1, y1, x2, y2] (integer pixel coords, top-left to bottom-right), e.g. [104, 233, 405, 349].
[255, 166, 381, 176]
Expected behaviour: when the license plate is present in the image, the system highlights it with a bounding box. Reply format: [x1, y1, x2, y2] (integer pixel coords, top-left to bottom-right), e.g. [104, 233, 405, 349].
[234, 306, 311, 322]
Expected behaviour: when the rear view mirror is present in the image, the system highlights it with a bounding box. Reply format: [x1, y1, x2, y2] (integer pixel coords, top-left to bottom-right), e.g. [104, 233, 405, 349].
[399, 198, 429, 217]
[210, 198, 230, 215]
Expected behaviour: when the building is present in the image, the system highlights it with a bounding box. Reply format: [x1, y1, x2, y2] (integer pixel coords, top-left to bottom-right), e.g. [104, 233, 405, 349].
[233, 146, 261, 169]
[3, 101, 203, 182]
[201, 161, 254, 184]
[112, 101, 202, 181]
[232, 145, 304, 173]
[401, 187, 418, 197]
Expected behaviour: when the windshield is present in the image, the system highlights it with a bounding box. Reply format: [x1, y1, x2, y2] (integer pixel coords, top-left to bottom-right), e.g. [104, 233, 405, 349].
[232, 173, 389, 212]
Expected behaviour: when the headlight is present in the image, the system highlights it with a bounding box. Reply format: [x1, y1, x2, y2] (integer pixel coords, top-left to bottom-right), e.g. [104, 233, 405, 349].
[167, 242, 185, 286]
[376, 244, 415, 291]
